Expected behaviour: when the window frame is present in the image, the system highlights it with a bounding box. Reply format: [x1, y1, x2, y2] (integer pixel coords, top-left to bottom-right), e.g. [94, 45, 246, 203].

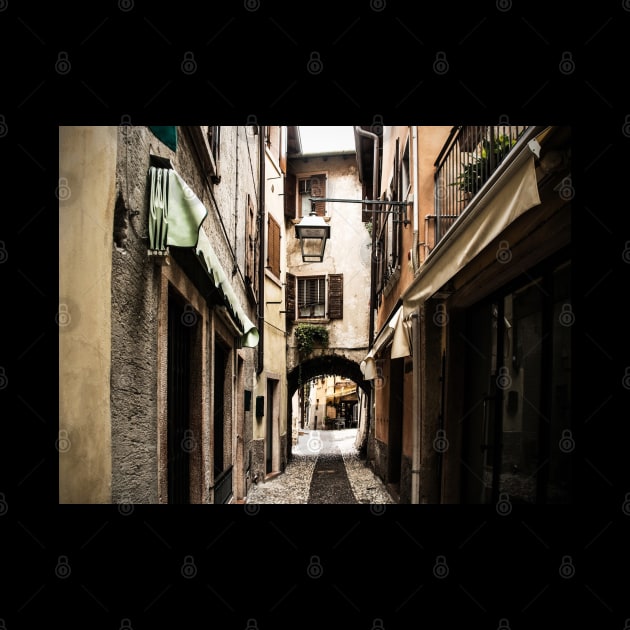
[186, 126, 221, 185]
[286, 273, 344, 322]
[297, 275, 327, 319]
[297, 173, 327, 218]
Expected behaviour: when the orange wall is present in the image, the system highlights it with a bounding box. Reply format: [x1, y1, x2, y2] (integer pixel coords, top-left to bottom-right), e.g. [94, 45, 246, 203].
[416, 126, 452, 265]
[375, 126, 453, 334]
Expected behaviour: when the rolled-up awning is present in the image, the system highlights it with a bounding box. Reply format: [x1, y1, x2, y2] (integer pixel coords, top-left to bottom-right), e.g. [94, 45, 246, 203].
[360, 305, 410, 379]
[148, 166, 259, 348]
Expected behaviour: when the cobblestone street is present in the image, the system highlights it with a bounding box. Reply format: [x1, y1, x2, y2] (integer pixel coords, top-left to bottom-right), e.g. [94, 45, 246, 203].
[245, 429, 395, 504]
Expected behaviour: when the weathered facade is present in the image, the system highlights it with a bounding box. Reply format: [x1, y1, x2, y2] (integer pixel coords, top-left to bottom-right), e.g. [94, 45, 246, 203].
[284, 129, 372, 455]
[59, 124, 572, 505]
[60, 125, 269, 504]
[359, 125, 573, 504]
[251, 126, 290, 483]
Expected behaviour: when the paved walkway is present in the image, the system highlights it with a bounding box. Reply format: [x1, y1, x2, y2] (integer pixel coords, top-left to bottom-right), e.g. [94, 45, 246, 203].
[246, 428, 395, 504]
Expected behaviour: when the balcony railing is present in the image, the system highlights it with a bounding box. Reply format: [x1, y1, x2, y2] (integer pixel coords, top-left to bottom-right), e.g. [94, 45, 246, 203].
[432, 125, 529, 249]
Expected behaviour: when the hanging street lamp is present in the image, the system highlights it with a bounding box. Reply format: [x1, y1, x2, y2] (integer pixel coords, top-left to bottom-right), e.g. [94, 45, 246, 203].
[294, 197, 411, 263]
[294, 203, 330, 263]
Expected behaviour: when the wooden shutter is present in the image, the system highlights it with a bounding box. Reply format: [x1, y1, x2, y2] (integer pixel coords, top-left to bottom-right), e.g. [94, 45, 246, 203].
[310, 175, 327, 216]
[284, 172, 296, 218]
[328, 273, 343, 319]
[267, 214, 281, 277]
[285, 272, 296, 322]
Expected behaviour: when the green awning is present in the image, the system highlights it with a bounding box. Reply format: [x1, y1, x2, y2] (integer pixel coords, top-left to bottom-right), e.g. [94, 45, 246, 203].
[148, 166, 259, 348]
[148, 126, 178, 152]
[195, 228, 259, 348]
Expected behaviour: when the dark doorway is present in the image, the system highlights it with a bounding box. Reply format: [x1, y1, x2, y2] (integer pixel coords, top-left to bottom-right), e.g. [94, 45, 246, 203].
[167, 288, 194, 504]
[213, 339, 229, 484]
[461, 301, 497, 504]
[460, 258, 572, 504]
[266, 379, 278, 474]
[387, 357, 404, 489]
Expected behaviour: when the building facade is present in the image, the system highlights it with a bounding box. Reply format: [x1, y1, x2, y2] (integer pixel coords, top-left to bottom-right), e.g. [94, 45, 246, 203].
[284, 128, 372, 456]
[359, 125, 572, 504]
[59, 125, 284, 504]
[59, 124, 571, 505]
[252, 126, 290, 483]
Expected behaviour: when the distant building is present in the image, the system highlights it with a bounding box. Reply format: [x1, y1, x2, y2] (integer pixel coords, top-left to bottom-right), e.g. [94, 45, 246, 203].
[284, 127, 372, 456]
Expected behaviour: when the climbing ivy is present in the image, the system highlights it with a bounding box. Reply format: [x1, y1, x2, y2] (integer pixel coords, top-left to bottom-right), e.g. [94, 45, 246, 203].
[294, 323, 329, 356]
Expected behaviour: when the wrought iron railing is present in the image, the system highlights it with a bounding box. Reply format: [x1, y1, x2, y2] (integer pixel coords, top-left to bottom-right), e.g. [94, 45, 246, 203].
[432, 125, 529, 249]
[213, 465, 233, 504]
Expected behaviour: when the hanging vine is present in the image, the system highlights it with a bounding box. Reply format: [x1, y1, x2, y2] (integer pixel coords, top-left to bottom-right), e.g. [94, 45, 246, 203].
[294, 323, 329, 356]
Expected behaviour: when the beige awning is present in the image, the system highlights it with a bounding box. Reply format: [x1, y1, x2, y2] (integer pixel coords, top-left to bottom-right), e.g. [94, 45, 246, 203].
[402, 153, 541, 319]
[391, 307, 412, 359]
[360, 306, 409, 379]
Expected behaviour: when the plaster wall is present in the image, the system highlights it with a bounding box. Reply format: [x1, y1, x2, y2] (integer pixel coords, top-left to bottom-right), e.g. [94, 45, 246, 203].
[286, 153, 370, 355]
[59, 126, 117, 503]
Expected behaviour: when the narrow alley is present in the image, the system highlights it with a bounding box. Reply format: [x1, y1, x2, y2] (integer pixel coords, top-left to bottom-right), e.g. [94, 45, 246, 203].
[59, 124, 574, 506]
[245, 429, 394, 504]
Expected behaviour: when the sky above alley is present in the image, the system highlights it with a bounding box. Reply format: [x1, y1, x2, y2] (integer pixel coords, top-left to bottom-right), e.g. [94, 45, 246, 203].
[298, 126, 356, 154]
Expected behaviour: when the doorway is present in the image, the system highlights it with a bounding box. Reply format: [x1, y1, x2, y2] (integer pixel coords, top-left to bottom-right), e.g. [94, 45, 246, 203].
[266, 378, 279, 475]
[460, 259, 572, 503]
[387, 357, 404, 491]
[167, 288, 195, 504]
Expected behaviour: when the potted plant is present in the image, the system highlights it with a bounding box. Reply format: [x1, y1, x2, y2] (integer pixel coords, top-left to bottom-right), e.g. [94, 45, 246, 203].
[453, 154, 488, 196]
[451, 134, 517, 197]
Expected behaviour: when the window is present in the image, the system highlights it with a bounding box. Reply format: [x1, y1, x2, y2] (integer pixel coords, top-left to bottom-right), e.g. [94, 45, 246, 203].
[401, 138, 410, 199]
[207, 126, 219, 155]
[298, 276, 326, 318]
[207, 126, 220, 179]
[264, 126, 285, 172]
[299, 174, 326, 217]
[267, 214, 281, 278]
[376, 139, 403, 296]
[187, 126, 221, 184]
[285, 273, 343, 321]
[284, 172, 327, 219]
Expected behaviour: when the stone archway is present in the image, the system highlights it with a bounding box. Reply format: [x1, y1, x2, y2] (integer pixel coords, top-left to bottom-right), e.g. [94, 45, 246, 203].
[286, 353, 372, 461]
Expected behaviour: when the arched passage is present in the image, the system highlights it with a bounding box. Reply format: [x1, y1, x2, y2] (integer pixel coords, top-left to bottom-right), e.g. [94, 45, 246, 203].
[287, 355, 371, 399]
[286, 354, 372, 461]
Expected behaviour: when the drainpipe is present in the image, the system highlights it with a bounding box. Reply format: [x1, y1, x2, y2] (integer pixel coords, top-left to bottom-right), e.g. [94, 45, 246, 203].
[411, 126, 419, 271]
[257, 128, 265, 375]
[354, 126, 379, 344]
[411, 310, 421, 503]
[410, 126, 421, 503]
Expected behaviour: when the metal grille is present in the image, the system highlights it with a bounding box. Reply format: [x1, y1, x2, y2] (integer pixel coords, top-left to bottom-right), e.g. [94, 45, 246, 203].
[433, 125, 528, 247]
